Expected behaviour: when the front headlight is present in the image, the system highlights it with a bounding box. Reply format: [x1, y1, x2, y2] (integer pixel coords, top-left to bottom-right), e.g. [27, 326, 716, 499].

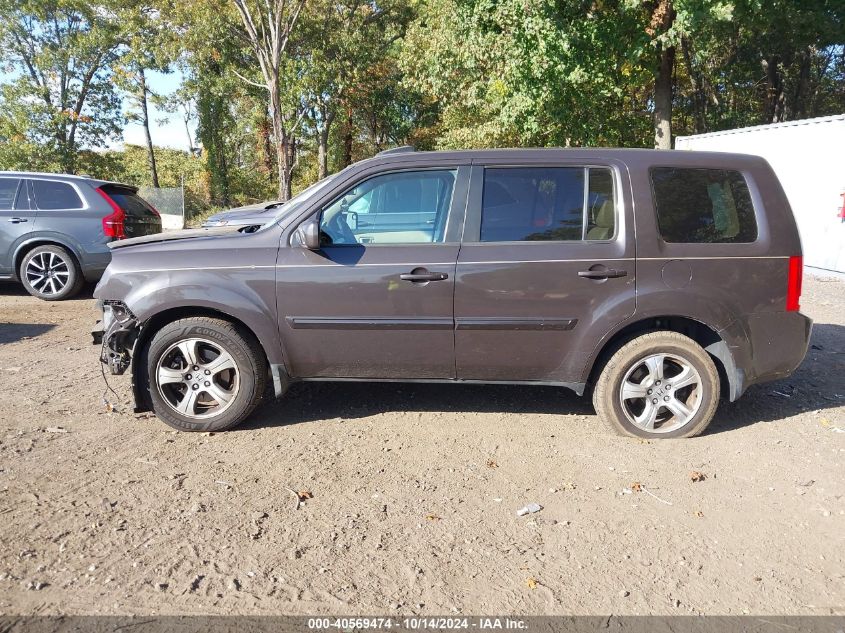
[104, 300, 136, 325]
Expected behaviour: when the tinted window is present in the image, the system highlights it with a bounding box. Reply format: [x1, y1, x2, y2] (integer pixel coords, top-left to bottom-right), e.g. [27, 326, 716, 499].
[651, 168, 757, 243]
[320, 170, 456, 245]
[480, 167, 615, 242]
[0, 178, 19, 209]
[14, 181, 29, 209]
[101, 185, 157, 217]
[33, 180, 83, 210]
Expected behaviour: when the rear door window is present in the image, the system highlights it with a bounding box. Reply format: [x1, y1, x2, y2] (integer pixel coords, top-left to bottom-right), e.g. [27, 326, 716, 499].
[0, 178, 20, 209]
[32, 180, 84, 210]
[100, 185, 158, 217]
[479, 167, 616, 242]
[650, 168, 757, 243]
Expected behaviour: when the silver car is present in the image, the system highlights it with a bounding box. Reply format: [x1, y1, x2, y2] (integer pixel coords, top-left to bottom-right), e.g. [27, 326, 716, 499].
[201, 201, 286, 229]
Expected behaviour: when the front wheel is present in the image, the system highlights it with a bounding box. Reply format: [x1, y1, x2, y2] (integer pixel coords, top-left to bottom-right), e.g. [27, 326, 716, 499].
[145, 317, 267, 432]
[592, 331, 720, 439]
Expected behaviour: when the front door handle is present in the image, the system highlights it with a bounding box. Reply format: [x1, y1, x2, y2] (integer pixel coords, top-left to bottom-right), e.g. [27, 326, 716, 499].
[400, 270, 449, 283]
[7, 217, 28, 223]
[578, 268, 627, 279]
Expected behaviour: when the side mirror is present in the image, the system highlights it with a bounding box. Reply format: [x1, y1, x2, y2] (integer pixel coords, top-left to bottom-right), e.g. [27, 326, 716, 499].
[295, 217, 321, 250]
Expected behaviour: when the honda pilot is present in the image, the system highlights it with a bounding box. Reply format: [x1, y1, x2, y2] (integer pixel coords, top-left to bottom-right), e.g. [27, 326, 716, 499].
[93, 148, 811, 438]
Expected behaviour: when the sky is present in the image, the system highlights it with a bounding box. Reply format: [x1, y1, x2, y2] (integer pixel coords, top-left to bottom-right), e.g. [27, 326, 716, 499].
[119, 69, 198, 152]
[0, 67, 199, 152]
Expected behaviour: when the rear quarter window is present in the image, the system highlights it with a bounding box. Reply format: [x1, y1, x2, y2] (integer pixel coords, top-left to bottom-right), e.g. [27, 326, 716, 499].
[650, 167, 757, 243]
[32, 180, 84, 210]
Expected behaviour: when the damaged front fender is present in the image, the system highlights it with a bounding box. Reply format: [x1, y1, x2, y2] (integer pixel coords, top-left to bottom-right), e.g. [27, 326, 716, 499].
[92, 301, 141, 375]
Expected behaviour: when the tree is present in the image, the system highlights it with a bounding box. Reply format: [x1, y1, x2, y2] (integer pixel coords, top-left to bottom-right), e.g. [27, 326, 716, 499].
[298, 0, 417, 178]
[401, 0, 653, 148]
[230, 0, 307, 200]
[647, 0, 676, 148]
[112, 3, 177, 188]
[0, 0, 124, 172]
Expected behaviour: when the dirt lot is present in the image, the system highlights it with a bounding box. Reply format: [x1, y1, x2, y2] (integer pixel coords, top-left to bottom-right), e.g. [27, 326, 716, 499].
[0, 276, 843, 616]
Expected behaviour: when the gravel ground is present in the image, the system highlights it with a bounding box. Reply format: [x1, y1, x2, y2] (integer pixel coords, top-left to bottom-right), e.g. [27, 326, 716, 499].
[0, 276, 843, 616]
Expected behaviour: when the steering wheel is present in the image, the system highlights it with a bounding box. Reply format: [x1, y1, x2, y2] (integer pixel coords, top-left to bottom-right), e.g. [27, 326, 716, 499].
[325, 211, 358, 245]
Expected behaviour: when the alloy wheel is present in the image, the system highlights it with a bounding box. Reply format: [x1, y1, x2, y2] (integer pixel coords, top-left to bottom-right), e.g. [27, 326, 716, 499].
[155, 338, 241, 419]
[26, 251, 71, 296]
[618, 353, 703, 433]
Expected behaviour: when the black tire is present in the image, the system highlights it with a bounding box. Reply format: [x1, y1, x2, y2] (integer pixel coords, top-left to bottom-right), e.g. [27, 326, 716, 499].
[592, 331, 720, 439]
[19, 245, 84, 301]
[145, 317, 267, 432]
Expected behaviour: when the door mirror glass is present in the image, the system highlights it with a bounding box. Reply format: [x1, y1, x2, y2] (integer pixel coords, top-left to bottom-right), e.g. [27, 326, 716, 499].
[296, 217, 321, 250]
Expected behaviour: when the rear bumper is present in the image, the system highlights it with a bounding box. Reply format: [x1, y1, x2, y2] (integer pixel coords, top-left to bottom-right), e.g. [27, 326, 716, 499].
[724, 311, 812, 399]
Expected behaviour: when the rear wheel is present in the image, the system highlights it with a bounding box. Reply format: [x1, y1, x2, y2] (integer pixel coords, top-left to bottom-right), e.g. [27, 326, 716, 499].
[592, 331, 720, 439]
[145, 317, 267, 432]
[19, 245, 84, 301]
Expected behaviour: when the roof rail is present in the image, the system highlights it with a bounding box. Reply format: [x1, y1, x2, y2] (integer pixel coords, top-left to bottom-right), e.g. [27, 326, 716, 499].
[377, 145, 415, 156]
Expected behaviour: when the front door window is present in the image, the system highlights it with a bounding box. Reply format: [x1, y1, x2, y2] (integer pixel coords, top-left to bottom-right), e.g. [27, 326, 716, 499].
[319, 170, 457, 245]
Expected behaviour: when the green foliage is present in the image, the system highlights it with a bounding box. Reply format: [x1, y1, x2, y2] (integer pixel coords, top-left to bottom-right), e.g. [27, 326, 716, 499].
[2, 0, 843, 203]
[401, 0, 655, 148]
[0, 0, 125, 171]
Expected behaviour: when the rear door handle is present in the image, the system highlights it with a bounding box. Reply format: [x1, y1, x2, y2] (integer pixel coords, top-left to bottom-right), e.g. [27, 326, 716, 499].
[578, 268, 627, 279]
[400, 271, 449, 283]
[7, 217, 28, 223]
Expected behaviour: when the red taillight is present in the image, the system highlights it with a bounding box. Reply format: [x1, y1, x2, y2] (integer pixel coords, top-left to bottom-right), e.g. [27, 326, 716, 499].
[786, 255, 802, 312]
[96, 187, 126, 239]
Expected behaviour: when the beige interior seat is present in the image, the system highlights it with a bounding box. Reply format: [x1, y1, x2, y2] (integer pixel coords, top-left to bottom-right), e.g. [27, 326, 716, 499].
[586, 200, 614, 240]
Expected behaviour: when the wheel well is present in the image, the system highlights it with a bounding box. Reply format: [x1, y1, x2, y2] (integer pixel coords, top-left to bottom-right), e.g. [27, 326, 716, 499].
[587, 316, 730, 397]
[14, 240, 80, 279]
[138, 307, 269, 363]
[130, 306, 273, 413]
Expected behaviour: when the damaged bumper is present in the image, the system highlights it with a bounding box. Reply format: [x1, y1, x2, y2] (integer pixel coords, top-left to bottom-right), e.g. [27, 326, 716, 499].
[92, 300, 141, 375]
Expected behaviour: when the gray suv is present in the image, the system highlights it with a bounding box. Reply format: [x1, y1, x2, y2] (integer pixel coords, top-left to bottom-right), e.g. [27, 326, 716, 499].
[93, 148, 811, 438]
[0, 172, 161, 300]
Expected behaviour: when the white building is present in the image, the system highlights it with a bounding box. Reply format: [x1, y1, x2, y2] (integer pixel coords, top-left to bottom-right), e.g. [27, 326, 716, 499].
[676, 114, 845, 274]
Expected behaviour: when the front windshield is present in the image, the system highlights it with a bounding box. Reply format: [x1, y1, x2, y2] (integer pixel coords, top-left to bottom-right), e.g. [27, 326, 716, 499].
[258, 171, 342, 231]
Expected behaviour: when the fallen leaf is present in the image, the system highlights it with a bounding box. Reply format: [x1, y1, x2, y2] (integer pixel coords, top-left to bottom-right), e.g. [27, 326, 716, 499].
[425, 514, 441, 522]
[486, 459, 498, 469]
[690, 471, 706, 483]
[525, 577, 538, 589]
[694, 510, 704, 518]
[297, 491, 313, 501]
[630, 482, 643, 492]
